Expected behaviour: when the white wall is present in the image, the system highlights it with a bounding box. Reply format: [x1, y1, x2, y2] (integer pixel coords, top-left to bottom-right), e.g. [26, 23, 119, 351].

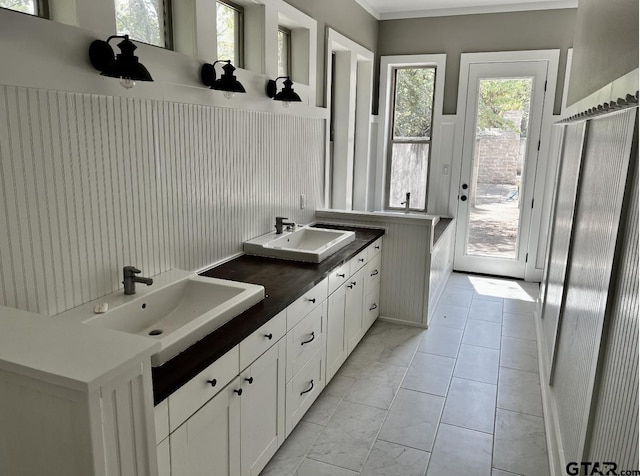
[0, 8, 325, 316]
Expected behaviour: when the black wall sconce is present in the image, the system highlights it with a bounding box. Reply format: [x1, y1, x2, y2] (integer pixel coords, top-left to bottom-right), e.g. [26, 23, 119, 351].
[89, 35, 153, 89]
[266, 76, 302, 107]
[201, 60, 246, 99]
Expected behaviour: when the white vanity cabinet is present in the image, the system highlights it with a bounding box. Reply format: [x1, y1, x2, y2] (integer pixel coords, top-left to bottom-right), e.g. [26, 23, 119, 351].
[156, 234, 383, 476]
[345, 266, 366, 354]
[326, 283, 348, 382]
[239, 341, 286, 476]
[326, 237, 383, 382]
[284, 280, 328, 436]
[0, 307, 160, 476]
[170, 379, 241, 476]
[165, 314, 286, 476]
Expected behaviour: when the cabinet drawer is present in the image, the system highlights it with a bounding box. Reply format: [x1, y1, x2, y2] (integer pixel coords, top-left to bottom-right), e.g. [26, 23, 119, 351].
[364, 252, 382, 297]
[350, 248, 368, 275]
[287, 277, 328, 330]
[364, 286, 380, 331]
[286, 301, 325, 381]
[169, 345, 240, 432]
[240, 309, 286, 370]
[328, 261, 350, 295]
[154, 398, 169, 444]
[367, 237, 383, 260]
[285, 347, 325, 436]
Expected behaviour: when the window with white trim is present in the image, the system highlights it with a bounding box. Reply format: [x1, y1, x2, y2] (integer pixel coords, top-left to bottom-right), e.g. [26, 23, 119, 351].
[277, 26, 291, 77]
[115, 0, 170, 48]
[378, 55, 446, 213]
[217, 0, 244, 66]
[386, 66, 436, 211]
[0, 0, 45, 16]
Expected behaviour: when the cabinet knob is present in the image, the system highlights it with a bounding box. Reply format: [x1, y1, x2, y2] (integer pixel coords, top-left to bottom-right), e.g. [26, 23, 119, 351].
[207, 379, 217, 387]
[244, 377, 254, 384]
[337, 273, 345, 278]
[306, 297, 316, 303]
[265, 333, 273, 340]
[369, 303, 378, 311]
[375, 245, 380, 250]
[300, 380, 315, 396]
[351, 281, 357, 286]
[234, 389, 243, 396]
[301, 331, 315, 346]
[359, 258, 365, 262]
[370, 270, 379, 276]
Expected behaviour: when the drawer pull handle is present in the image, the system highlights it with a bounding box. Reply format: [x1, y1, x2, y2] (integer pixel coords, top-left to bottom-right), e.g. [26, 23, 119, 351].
[337, 273, 345, 278]
[265, 333, 273, 340]
[359, 258, 365, 262]
[375, 245, 380, 249]
[234, 389, 243, 396]
[306, 298, 316, 303]
[351, 281, 357, 286]
[301, 332, 315, 346]
[369, 304, 378, 311]
[207, 379, 217, 387]
[370, 270, 379, 276]
[300, 380, 315, 395]
[347, 284, 354, 289]
[245, 377, 254, 384]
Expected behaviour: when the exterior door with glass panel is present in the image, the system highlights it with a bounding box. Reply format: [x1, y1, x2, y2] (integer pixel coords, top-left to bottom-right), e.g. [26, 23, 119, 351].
[454, 60, 549, 278]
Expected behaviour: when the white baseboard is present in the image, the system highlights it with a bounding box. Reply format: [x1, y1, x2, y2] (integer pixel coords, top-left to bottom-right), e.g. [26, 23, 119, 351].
[377, 316, 429, 329]
[535, 306, 567, 476]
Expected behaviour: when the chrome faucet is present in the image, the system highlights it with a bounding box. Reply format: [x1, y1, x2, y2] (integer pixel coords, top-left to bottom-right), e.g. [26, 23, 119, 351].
[401, 192, 411, 213]
[123, 266, 153, 295]
[275, 216, 295, 234]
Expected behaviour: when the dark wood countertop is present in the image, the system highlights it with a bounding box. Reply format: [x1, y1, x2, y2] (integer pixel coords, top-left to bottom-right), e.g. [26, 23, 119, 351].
[152, 224, 385, 404]
[433, 218, 453, 245]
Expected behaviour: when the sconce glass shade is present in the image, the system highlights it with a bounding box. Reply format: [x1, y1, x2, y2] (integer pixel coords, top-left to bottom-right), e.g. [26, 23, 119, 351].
[266, 76, 302, 104]
[89, 35, 153, 83]
[201, 60, 246, 95]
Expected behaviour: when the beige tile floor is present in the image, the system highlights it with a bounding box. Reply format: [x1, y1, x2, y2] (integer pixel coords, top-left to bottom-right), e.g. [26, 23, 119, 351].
[261, 272, 548, 476]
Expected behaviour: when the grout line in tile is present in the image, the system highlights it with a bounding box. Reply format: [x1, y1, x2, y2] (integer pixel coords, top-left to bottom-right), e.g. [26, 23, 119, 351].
[498, 364, 540, 375]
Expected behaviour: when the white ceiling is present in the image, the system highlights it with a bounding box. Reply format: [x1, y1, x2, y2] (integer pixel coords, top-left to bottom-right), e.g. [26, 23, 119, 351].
[354, 0, 578, 20]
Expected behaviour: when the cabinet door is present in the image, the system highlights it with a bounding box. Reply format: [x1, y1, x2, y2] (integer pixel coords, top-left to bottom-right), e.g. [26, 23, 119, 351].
[326, 283, 348, 383]
[240, 341, 286, 476]
[170, 379, 241, 476]
[346, 267, 365, 354]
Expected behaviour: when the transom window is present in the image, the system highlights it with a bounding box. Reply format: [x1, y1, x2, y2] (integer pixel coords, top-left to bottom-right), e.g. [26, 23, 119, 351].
[115, 0, 169, 48]
[0, 0, 45, 16]
[277, 26, 291, 77]
[386, 66, 436, 211]
[217, 0, 244, 66]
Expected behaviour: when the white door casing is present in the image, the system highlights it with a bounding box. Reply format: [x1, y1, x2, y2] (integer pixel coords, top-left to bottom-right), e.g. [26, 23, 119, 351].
[453, 50, 560, 280]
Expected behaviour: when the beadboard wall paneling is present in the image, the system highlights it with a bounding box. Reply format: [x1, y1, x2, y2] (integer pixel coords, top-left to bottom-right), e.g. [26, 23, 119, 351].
[540, 121, 586, 374]
[551, 108, 636, 464]
[316, 215, 432, 326]
[586, 142, 638, 467]
[0, 86, 324, 316]
[428, 221, 455, 322]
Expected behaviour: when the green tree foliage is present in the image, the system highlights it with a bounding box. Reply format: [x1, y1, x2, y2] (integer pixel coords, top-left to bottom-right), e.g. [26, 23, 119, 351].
[477, 78, 532, 135]
[393, 67, 435, 139]
[0, 0, 35, 14]
[217, 2, 237, 63]
[116, 0, 162, 47]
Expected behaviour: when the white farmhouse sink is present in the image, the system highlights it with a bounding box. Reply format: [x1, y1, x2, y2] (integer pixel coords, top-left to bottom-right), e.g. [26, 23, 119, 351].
[82, 276, 264, 366]
[244, 225, 355, 263]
